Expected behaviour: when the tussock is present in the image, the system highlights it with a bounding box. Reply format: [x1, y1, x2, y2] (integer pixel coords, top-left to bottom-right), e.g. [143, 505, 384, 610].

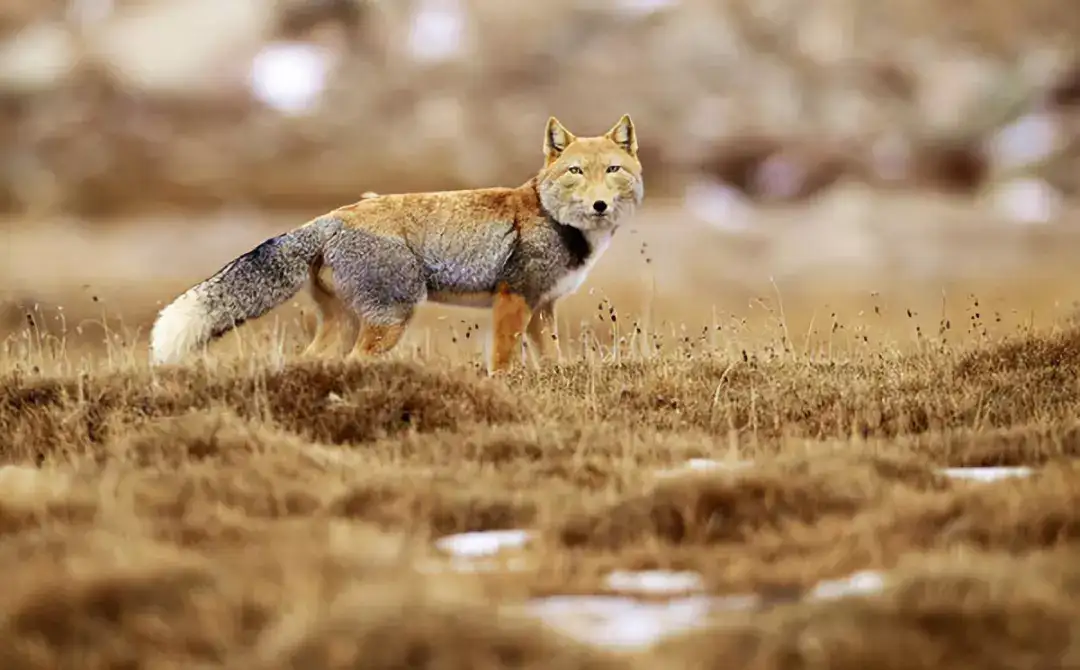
[955, 328, 1080, 379]
[255, 579, 631, 670]
[0, 565, 264, 669]
[555, 456, 947, 550]
[0, 361, 526, 460]
[651, 553, 1080, 669]
[329, 480, 538, 537]
[3, 304, 1080, 665]
[895, 421, 1080, 467]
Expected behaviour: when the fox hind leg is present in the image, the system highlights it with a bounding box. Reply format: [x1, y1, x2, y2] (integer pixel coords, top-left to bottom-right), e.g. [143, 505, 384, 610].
[341, 296, 418, 362]
[324, 230, 425, 363]
[302, 264, 358, 359]
[346, 295, 415, 360]
[349, 318, 411, 360]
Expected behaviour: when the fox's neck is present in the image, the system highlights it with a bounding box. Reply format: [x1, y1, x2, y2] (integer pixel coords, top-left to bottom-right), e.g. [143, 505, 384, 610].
[524, 174, 589, 228]
[525, 174, 554, 219]
[524, 176, 612, 269]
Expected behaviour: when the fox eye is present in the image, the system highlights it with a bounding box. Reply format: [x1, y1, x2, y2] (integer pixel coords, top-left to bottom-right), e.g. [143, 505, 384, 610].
[606, 165, 621, 173]
[567, 166, 583, 175]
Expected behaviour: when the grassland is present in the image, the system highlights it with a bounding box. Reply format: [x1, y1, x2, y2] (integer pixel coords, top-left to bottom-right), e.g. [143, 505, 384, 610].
[3, 201, 1080, 668]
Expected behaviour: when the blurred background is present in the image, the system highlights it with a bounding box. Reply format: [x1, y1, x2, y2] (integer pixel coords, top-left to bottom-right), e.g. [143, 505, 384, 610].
[3, 0, 1080, 358]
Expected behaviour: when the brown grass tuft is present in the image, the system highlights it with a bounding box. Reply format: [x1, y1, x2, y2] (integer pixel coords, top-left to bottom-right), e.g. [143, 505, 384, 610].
[889, 463, 1080, 553]
[107, 409, 312, 468]
[555, 455, 948, 551]
[256, 579, 632, 670]
[955, 327, 1080, 379]
[0, 565, 266, 669]
[652, 553, 1080, 669]
[896, 422, 1080, 467]
[0, 361, 526, 461]
[329, 481, 538, 537]
[0, 466, 99, 536]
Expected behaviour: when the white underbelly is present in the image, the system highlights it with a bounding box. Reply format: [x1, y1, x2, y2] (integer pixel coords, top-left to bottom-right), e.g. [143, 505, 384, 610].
[427, 290, 496, 308]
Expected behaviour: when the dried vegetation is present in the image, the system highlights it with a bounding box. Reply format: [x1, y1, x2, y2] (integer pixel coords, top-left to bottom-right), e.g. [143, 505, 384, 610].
[3, 309, 1080, 668]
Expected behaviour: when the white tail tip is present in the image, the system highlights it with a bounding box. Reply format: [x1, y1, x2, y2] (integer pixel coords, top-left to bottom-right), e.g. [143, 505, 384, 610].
[149, 291, 212, 365]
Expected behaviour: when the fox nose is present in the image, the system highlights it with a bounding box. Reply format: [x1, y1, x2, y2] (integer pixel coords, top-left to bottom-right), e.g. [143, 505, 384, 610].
[592, 200, 608, 214]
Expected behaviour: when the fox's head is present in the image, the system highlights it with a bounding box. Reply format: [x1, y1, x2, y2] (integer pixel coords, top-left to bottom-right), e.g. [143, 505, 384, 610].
[537, 114, 644, 232]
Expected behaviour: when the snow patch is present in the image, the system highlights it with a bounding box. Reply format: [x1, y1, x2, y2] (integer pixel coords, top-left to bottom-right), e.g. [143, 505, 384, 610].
[940, 466, 1034, 482]
[808, 570, 886, 601]
[657, 460, 1037, 482]
[605, 570, 705, 595]
[524, 594, 757, 649]
[434, 529, 534, 558]
[655, 458, 753, 478]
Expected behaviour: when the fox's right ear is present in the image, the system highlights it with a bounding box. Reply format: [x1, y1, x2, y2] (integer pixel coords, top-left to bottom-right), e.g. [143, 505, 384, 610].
[544, 116, 576, 163]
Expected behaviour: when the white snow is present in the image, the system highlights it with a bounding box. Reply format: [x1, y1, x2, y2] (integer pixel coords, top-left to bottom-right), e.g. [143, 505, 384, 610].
[605, 570, 705, 595]
[939, 466, 1035, 481]
[521, 570, 889, 648]
[658, 460, 1036, 482]
[655, 458, 752, 478]
[808, 570, 886, 601]
[434, 529, 534, 558]
[686, 458, 753, 471]
[421, 458, 1045, 650]
[523, 594, 757, 649]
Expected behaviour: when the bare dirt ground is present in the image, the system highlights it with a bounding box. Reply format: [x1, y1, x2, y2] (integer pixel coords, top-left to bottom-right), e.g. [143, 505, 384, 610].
[3, 195, 1080, 668]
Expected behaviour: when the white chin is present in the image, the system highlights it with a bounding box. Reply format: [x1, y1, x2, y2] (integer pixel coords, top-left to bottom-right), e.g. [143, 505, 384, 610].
[574, 214, 616, 231]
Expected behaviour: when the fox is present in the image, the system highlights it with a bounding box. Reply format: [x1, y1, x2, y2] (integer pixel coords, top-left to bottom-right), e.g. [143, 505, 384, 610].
[148, 114, 643, 373]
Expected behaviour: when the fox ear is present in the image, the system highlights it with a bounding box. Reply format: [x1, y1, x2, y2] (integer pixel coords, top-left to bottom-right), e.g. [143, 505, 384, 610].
[544, 116, 576, 162]
[605, 114, 637, 156]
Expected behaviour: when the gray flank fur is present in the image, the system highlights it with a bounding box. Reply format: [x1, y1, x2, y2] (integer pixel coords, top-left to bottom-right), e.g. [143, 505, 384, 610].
[323, 228, 427, 325]
[322, 222, 517, 324]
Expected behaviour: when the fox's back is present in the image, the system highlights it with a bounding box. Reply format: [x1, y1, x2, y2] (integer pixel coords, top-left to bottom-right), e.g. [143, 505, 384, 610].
[331, 186, 535, 303]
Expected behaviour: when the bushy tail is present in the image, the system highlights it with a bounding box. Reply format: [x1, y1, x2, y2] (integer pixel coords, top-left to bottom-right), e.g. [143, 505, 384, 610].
[149, 216, 342, 365]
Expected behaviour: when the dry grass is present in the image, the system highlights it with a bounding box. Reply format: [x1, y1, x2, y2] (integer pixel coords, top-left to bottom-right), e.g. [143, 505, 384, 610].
[4, 280, 1080, 667]
[4, 204, 1080, 667]
[649, 551, 1080, 669]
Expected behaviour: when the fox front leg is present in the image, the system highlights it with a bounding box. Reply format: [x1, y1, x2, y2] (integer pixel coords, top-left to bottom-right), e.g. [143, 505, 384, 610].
[526, 300, 556, 360]
[490, 288, 532, 374]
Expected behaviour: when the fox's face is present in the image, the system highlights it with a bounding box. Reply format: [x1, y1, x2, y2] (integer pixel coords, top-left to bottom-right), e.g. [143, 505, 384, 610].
[537, 114, 644, 232]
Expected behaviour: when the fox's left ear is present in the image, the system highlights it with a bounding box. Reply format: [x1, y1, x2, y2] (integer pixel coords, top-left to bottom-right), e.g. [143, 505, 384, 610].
[605, 114, 637, 156]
